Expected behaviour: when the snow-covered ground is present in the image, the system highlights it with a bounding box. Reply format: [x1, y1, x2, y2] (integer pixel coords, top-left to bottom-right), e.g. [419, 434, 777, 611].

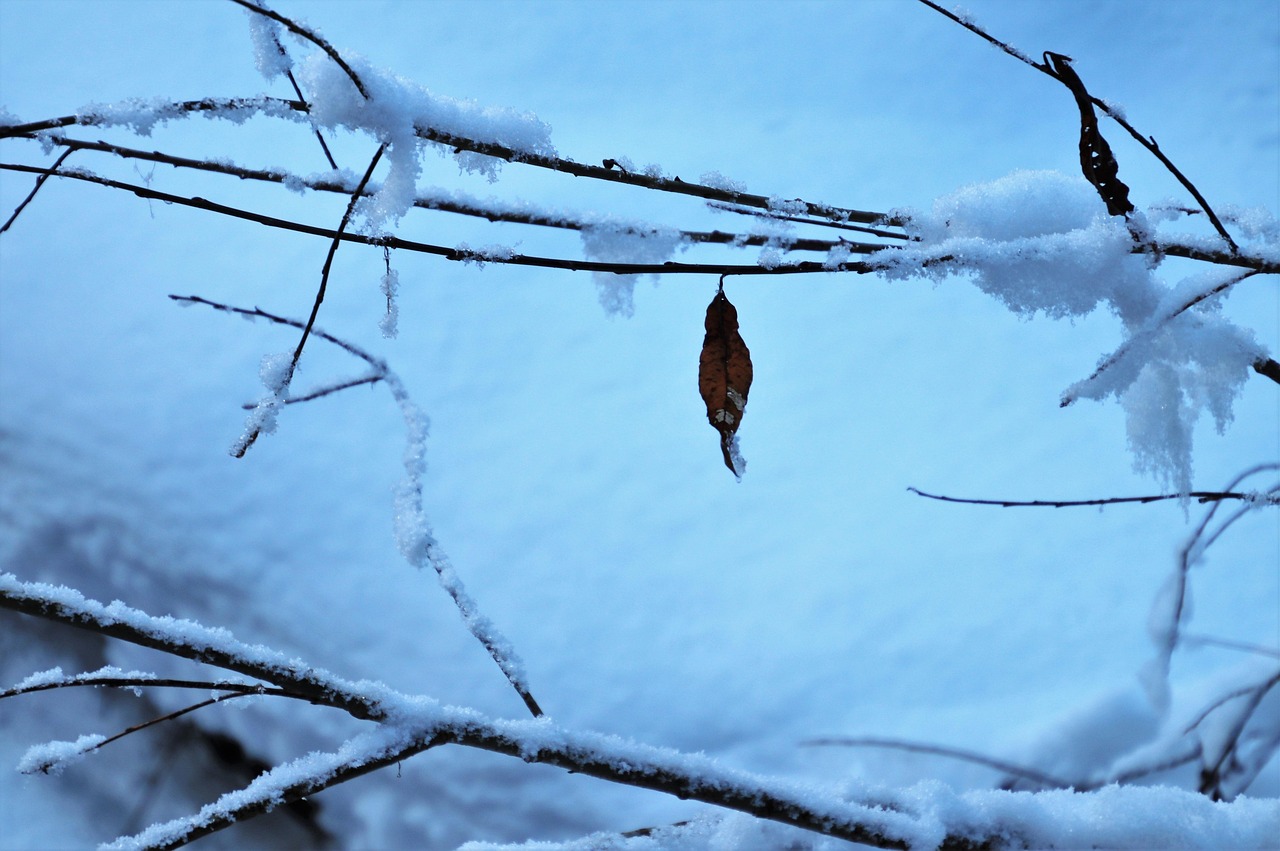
[1, 1, 1276, 848]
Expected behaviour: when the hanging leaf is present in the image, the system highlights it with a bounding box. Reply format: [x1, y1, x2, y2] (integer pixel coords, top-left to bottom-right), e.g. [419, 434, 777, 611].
[698, 289, 753, 478]
[1045, 52, 1134, 219]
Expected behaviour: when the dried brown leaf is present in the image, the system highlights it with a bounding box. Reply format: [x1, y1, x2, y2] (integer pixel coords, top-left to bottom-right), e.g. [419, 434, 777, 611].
[698, 289, 753, 478]
[1046, 52, 1134, 218]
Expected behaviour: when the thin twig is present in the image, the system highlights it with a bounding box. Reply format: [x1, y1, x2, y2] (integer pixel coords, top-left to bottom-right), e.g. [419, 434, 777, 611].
[229, 0, 370, 99]
[0, 147, 73, 233]
[0, 162, 885, 277]
[1060, 270, 1260, 407]
[906, 486, 1277, 508]
[173, 295, 543, 717]
[1181, 634, 1280, 659]
[17, 136, 892, 255]
[240, 374, 383, 408]
[803, 736, 1071, 790]
[914, 0, 1239, 252]
[79, 693, 257, 763]
[233, 143, 385, 457]
[1, 675, 289, 701]
[1, 98, 895, 228]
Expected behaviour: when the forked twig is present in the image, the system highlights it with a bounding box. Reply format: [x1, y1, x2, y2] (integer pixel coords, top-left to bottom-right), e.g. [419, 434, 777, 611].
[231, 143, 384, 457]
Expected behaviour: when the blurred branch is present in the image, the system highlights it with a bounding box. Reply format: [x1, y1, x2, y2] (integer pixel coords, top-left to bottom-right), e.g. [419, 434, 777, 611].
[804, 736, 1070, 790]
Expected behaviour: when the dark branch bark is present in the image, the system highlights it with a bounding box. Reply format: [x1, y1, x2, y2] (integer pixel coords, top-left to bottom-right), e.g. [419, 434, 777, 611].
[914, 0, 1239, 252]
[16, 135, 893, 255]
[906, 486, 1278, 508]
[1, 147, 73, 233]
[0, 162, 881, 277]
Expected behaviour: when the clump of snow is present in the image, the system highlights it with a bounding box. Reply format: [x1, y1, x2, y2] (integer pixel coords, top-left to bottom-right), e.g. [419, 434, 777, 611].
[580, 221, 684, 317]
[379, 266, 400, 339]
[230, 351, 293, 455]
[756, 246, 783, 269]
[873, 170, 1270, 493]
[699, 170, 748, 194]
[824, 242, 853, 270]
[294, 51, 556, 230]
[455, 242, 518, 267]
[18, 734, 106, 775]
[245, 10, 291, 81]
[767, 196, 808, 216]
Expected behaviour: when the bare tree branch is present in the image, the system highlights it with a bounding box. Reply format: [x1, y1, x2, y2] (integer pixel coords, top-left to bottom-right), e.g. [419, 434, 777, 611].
[906, 485, 1279, 508]
[0, 147, 73, 233]
[2, 573, 996, 851]
[915, 0, 1239, 252]
[804, 736, 1072, 790]
[229, 0, 370, 99]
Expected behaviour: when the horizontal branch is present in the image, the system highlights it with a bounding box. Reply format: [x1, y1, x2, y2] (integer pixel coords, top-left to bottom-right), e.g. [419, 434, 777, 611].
[906, 486, 1279, 508]
[16, 135, 892, 255]
[1, 674, 292, 701]
[0, 98, 895, 229]
[0, 162, 878, 277]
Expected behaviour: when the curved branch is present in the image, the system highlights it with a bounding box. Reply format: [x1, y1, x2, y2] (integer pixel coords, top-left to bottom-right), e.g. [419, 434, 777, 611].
[228, 0, 370, 100]
[803, 736, 1071, 790]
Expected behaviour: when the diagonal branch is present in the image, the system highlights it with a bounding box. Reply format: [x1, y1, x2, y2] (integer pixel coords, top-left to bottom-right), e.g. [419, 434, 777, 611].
[232, 143, 386, 458]
[3, 572, 990, 851]
[1, 147, 74, 233]
[914, 0, 1239, 252]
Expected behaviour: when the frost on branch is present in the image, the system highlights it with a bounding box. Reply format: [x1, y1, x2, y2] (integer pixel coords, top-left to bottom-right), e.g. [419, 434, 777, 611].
[245, 9, 291, 81]
[873, 170, 1268, 493]
[17, 734, 106, 776]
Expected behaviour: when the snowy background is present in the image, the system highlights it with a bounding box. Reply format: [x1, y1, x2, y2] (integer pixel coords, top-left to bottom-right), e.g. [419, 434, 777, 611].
[0, 0, 1276, 848]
